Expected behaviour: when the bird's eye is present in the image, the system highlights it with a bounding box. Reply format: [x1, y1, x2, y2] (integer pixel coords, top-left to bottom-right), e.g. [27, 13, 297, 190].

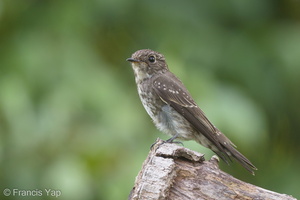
[148, 56, 156, 63]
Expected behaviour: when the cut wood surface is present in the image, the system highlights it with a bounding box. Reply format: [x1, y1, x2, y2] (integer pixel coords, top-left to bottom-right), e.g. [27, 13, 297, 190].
[129, 138, 296, 200]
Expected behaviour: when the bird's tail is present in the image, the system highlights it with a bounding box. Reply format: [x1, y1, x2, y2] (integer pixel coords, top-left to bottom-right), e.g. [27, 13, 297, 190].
[215, 143, 257, 175]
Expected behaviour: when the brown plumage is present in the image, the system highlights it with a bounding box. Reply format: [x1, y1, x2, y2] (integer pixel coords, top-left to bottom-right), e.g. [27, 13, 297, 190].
[127, 49, 257, 175]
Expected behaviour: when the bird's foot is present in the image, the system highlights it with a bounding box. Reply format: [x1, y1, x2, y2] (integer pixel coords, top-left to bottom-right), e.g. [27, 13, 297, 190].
[165, 138, 184, 146]
[165, 134, 183, 146]
[150, 136, 183, 149]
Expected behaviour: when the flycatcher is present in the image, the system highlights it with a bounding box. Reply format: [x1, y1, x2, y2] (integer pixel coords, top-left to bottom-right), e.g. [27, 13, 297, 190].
[127, 49, 257, 175]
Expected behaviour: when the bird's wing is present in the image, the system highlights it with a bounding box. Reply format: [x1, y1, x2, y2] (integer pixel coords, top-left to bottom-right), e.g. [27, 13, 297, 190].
[152, 72, 227, 153]
[152, 72, 257, 174]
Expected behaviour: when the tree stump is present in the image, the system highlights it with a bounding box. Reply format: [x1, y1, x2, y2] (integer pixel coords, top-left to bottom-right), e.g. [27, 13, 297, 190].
[129, 138, 296, 200]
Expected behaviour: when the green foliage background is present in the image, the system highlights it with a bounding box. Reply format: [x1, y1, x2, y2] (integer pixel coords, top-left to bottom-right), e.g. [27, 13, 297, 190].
[0, 0, 299, 199]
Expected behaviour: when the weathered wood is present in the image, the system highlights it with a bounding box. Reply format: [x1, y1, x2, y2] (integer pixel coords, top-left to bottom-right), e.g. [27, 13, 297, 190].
[129, 138, 296, 200]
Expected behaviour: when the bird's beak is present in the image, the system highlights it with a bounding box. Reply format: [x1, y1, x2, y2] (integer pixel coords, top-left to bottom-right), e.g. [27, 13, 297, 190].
[126, 58, 140, 62]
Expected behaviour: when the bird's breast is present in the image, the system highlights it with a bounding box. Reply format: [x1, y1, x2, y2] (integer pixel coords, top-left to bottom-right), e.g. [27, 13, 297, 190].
[137, 81, 194, 139]
[136, 80, 159, 119]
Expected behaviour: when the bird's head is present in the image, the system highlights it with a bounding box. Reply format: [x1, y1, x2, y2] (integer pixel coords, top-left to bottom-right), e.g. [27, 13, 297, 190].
[127, 49, 169, 81]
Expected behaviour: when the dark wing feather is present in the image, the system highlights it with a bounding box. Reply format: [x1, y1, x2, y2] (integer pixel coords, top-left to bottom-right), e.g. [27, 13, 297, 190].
[152, 72, 227, 153]
[152, 72, 257, 174]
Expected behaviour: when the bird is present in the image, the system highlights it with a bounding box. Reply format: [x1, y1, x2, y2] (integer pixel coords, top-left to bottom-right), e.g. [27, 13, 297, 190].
[126, 49, 257, 175]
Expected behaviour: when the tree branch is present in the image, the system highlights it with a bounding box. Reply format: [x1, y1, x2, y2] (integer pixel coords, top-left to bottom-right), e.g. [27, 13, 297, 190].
[129, 138, 296, 200]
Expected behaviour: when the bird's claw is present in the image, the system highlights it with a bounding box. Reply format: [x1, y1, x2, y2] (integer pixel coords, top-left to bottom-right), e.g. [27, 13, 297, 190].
[150, 138, 184, 150]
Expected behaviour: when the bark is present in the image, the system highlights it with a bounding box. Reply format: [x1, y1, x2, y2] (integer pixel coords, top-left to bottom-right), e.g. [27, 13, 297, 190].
[129, 138, 296, 200]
